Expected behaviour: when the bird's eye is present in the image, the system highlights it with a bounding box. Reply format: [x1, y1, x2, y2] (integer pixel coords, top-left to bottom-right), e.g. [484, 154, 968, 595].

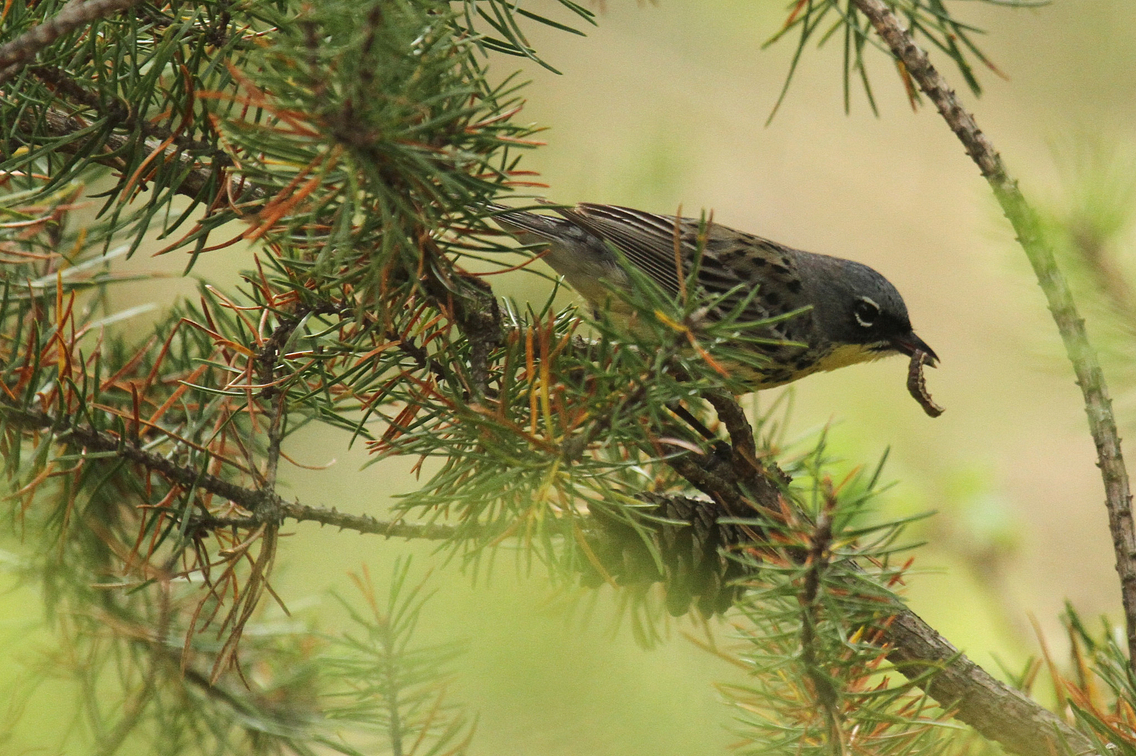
[853, 298, 879, 328]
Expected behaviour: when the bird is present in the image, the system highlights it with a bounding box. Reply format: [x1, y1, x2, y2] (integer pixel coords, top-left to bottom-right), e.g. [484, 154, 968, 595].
[490, 201, 937, 391]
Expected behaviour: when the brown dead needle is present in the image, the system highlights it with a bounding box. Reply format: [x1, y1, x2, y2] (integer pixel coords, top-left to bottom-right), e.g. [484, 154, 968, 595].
[907, 350, 944, 418]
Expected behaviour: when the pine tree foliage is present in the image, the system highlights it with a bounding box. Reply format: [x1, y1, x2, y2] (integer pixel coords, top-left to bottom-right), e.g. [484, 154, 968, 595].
[721, 453, 951, 754]
[1060, 607, 1136, 755]
[0, 0, 1132, 754]
[318, 559, 475, 756]
[764, 0, 1044, 117]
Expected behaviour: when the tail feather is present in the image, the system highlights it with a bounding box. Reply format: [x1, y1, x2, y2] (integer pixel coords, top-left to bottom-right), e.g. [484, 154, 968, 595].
[487, 203, 572, 242]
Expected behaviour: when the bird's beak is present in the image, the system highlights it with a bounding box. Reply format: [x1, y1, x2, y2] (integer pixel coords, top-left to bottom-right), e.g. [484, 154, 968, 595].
[890, 332, 939, 367]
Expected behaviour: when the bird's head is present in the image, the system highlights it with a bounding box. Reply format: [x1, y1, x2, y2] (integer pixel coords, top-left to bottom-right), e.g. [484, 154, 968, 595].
[800, 254, 937, 370]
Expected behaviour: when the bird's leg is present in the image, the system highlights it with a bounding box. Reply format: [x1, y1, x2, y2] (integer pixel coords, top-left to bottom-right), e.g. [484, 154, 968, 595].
[665, 401, 731, 458]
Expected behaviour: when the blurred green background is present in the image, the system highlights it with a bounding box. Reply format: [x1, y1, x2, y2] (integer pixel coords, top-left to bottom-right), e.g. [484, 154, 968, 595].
[4, 0, 1136, 753]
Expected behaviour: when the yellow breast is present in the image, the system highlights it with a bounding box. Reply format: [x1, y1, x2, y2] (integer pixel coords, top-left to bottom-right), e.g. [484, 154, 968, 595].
[810, 343, 891, 373]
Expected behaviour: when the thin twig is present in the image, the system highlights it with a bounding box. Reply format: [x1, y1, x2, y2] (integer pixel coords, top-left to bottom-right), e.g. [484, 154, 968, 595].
[191, 508, 455, 540]
[28, 65, 229, 164]
[850, 0, 1136, 675]
[257, 314, 299, 502]
[14, 106, 237, 203]
[205, 312, 315, 680]
[0, 401, 455, 540]
[799, 493, 842, 747]
[0, 0, 150, 85]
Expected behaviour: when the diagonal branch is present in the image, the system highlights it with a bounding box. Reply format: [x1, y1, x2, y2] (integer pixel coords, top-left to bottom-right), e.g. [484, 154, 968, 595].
[14, 105, 235, 202]
[885, 601, 1094, 755]
[850, 0, 1136, 675]
[27, 65, 231, 165]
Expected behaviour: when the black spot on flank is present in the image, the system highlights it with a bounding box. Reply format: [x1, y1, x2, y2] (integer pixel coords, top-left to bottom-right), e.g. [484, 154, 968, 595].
[793, 357, 812, 370]
[779, 256, 791, 267]
[786, 280, 802, 294]
[770, 265, 789, 277]
[764, 291, 781, 306]
[750, 257, 767, 267]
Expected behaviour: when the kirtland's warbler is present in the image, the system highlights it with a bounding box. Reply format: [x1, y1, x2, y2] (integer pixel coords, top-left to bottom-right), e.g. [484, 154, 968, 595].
[491, 202, 939, 406]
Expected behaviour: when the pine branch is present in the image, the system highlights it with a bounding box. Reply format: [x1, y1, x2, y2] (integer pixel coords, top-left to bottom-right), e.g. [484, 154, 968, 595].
[1, 381, 1096, 752]
[27, 65, 229, 164]
[0, 188, 1091, 753]
[622, 492, 1098, 756]
[885, 601, 1095, 755]
[799, 498, 842, 743]
[197, 505, 456, 541]
[14, 105, 236, 203]
[0, 400, 455, 541]
[849, 0, 1136, 677]
[0, 0, 149, 85]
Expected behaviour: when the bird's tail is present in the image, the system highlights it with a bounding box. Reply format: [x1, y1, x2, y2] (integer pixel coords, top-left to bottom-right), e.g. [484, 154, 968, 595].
[485, 202, 571, 242]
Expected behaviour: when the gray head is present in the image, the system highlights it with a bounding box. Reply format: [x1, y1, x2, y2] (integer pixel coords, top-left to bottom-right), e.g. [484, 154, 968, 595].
[798, 253, 937, 363]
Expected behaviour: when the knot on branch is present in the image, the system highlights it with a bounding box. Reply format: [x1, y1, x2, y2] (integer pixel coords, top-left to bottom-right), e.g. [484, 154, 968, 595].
[580, 493, 757, 617]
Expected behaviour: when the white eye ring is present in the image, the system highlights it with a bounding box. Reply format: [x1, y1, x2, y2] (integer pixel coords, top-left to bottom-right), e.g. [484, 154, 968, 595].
[853, 297, 880, 328]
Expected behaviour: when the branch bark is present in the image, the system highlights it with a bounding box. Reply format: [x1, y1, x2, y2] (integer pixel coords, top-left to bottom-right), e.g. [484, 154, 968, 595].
[850, 0, 1136, 676]
[886, 606, 1092, 755]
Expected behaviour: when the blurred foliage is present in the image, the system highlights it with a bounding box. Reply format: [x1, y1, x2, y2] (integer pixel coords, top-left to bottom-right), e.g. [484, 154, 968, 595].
[0, 545, 472, 755]
[1037, 139, 1136, 417]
